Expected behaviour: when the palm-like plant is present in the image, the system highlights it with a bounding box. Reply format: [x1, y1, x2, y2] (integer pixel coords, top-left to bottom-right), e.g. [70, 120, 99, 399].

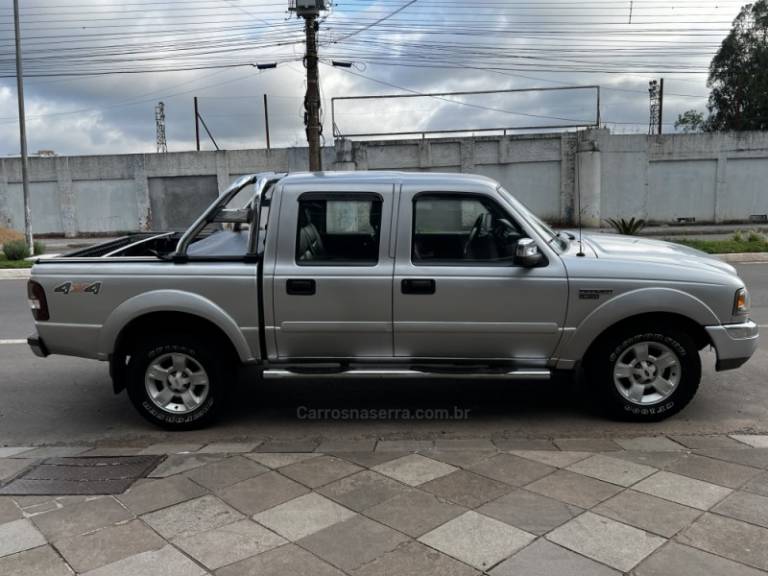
[605, 217, 647, 235]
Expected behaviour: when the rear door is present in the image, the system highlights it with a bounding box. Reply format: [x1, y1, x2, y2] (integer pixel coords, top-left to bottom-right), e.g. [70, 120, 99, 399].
[271, 182, 395, 359]
[393, 184, 568, 361]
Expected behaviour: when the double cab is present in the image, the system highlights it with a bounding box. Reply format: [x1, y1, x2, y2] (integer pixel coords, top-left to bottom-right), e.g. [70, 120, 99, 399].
[26, 172, 759, 429]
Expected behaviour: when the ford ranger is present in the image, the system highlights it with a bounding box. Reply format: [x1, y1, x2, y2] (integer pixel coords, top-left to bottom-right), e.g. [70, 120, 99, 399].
[26, 172, 759, 429]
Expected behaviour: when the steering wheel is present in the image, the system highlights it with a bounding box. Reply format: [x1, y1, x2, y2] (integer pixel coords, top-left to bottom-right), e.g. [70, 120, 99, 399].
[463, 213, 486, 258]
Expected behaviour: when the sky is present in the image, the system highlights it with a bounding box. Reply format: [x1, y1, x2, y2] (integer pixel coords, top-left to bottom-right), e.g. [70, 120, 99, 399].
[0, 0, 748, 156]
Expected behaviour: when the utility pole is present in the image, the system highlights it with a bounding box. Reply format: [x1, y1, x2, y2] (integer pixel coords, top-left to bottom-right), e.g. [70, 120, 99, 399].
[289, 0, 327, 171]
[194, 96, 200, 151]
[658, 78, 664, 135]
[13, 0, 33, 255]
[155, 101, 167, 153]
[263, 94, 271, 151]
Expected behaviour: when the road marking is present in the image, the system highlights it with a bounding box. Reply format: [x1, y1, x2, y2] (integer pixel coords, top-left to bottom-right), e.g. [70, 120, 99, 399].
[0, 339, 27, 345]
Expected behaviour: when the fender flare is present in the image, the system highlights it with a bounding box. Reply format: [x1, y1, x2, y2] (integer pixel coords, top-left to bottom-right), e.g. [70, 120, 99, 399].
[556, 287, 719, 363]
[99, 290, 254, 362]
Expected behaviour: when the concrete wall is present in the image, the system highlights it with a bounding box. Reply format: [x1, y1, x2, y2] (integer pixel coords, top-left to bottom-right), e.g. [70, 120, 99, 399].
[1, 130, 768, 236]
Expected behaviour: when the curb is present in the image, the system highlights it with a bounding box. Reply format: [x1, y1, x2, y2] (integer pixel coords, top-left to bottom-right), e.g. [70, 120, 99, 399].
[718, 253, 768, 263]
[0, 269, 31, 280]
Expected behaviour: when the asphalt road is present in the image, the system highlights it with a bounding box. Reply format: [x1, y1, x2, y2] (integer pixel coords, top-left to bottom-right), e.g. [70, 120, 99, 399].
[1, 264, 767, 446]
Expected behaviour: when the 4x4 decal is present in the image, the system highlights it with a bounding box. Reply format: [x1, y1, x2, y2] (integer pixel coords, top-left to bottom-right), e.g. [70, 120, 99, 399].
[54, 281, 102, 295]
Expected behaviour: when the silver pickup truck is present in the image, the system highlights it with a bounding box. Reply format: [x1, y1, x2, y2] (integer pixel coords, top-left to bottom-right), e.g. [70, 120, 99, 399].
[26, 171, 758, 429]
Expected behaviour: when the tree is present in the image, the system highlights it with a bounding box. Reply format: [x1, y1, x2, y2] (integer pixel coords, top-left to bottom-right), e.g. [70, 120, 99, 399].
[706, 0, 768, 131]
[675, 110, 706, 132]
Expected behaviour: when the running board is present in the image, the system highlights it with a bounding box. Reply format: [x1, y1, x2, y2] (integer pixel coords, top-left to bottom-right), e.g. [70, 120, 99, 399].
[262, 368, 550, 380]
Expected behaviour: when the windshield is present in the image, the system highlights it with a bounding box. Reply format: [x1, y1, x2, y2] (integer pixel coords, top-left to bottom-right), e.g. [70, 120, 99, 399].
[497, 186, 568, 252]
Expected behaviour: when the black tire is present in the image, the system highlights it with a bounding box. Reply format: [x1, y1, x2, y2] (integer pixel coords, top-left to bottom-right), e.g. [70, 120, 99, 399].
[587, 325, 701, 422]
[126, 333, 224, 430]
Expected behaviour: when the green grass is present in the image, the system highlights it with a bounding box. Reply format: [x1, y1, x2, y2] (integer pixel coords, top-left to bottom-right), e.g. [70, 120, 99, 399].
[0, 253, 33, 268]
[670, 237, 768, 254]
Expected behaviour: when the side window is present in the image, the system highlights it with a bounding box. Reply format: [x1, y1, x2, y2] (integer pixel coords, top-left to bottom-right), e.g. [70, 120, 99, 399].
[412, 194, 525, 265]
[296, 194, 383, 265]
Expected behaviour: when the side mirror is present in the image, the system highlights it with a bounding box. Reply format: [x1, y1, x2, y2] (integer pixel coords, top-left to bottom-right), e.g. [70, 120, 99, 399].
[515, 238, 545, 267]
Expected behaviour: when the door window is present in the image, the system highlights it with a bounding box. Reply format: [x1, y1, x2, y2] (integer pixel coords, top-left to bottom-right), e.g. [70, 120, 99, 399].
[412, 194, 525, 265]
[296, 193, 383, 265]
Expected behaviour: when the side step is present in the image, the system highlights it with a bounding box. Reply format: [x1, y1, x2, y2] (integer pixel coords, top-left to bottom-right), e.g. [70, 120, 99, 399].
[262, 368, 550, 380]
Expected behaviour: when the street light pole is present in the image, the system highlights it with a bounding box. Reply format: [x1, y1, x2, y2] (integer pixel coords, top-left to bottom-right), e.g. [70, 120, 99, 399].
[13, 0, 33, 255]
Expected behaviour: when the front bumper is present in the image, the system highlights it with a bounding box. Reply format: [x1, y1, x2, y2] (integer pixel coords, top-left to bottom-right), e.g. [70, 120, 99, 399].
[705, 320, 759, 371]
[27, 334, 49, 358]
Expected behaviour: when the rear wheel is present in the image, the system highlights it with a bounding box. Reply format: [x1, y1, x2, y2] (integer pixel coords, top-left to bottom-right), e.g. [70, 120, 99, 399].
[126, 333, 224, 430]
[588, 326, 701, 421]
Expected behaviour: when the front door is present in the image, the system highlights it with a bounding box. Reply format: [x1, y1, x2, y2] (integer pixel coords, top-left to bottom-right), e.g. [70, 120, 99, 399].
[393, 186, 568, 361]
[272, 183, 395, 359]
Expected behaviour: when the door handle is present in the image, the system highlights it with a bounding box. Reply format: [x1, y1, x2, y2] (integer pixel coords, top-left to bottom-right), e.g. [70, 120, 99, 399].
[286, 279, 316, 295]
[402, 279, 436, 295]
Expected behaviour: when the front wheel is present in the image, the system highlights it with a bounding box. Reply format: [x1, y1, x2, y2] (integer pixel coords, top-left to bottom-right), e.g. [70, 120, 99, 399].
[588, 326, 701, 422]
[126, 333, 224, 430]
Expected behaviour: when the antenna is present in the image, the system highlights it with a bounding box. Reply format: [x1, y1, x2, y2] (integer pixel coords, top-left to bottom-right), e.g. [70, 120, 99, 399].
[155, 101, 167, 153]
[576, 135, 585, 257]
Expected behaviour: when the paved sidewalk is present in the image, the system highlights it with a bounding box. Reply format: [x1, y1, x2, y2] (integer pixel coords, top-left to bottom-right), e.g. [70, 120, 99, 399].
[2, 435, 768, 575]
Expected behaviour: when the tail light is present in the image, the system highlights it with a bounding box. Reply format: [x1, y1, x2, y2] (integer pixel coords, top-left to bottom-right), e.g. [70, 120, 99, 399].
[27, 280, 49, 321]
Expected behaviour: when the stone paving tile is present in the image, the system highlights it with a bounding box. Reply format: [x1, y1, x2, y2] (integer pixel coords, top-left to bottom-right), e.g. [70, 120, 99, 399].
[117, 475, 208, 516]
[351, 540, 478, 576]
[138, 443, 203, 455]
[671, 435, 747, 450]
[0, 497, 22, 523]
[253, 492, 356, 541]
[373, 454, 457, 486]
[366, 489, 466, 537]
[218, 471, 309, 516]
[185, 456, 268, 491]
[470, 453, 555, 486]
[376, 440, 434, 452]
[55, 518, 164, 573]
[635, 541, 766, 576]
[19, 447, 90, 459]
[256, 438, 320, 453]
[31, 497, 132, 542]
[698, 447, 768, 469]
[421, 470, 512, 508]
[742, 471, 768, 498]
[730, 435, 768, 448]
[142, 494, 244, 540]
[609, 450, 686, 469]
[547, 511, 665, 572]
[477, 489, 582, 536]
[566, 454, 656, 487]
[426, 450, 494, 469]
[664, 453, 761, 488]
[316, 439, 377, 453]
[0, 545, 72, 576]
[148, 453, 225, 478]
[508, 450, 592, 469]
[216, 543, 345, 576]
[614, 436, 685, 452]
[279, 455, 363, 489]
[0, 458, 36, 484]
[493, 438, 557, 451]
[331, 451, 406, 469]
[0, 519, 47, 558]
[81, 544, 207, 576]
[593, 489, 701, 538]
[712, 490, 768, 529]
[197, 442, 261, 454]
[419, 510, 535, 571]
[174, 519, 286, 570]
[490, 538, 620, 576]
[318, 470, 413, 512]
[554, 438, 621, 452]
[245, 452, 319, 469]
[678, 513, 768, 571]
[299, 515, 409, 572]
[0, 448, 33, 458]
[525, 469, 622, 508]
[634, 471, 732, 510]
[80, 447, 145, 457]
[433, 439, 496, 452]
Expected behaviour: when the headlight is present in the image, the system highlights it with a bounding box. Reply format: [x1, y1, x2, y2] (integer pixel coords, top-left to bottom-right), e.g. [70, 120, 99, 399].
[734, 287, 749, 315]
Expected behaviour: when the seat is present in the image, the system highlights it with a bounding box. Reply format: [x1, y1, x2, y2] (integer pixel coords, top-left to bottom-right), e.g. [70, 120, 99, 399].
[298, 207, 326, 260]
